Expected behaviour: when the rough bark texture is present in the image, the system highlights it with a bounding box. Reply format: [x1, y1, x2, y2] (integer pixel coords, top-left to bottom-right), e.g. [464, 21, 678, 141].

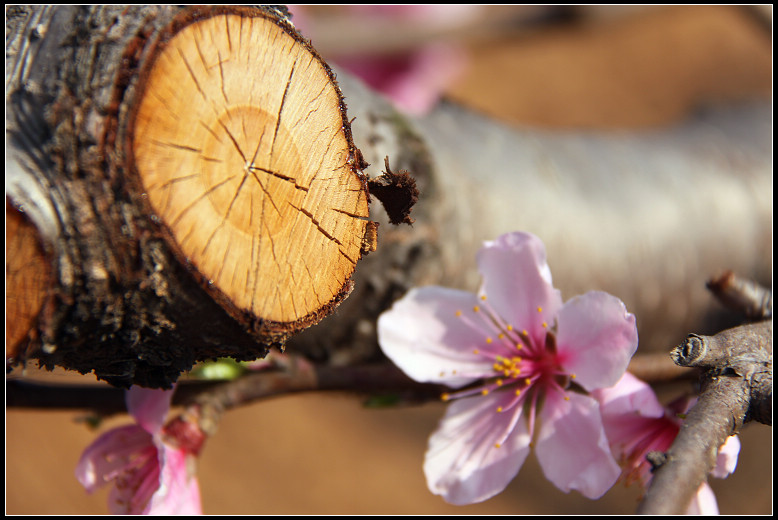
[5, 5, 372, 388]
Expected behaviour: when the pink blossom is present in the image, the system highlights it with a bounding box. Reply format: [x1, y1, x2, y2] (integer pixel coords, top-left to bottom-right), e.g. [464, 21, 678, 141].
[288, 5, 472, 115]
[75, 386, 202, 515]
[593, 372, 740, 514]
[378, 231, 639, 504]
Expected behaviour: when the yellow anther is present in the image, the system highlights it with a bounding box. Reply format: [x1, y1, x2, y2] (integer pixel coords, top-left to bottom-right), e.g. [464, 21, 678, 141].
[496, 379, 504, 386]
[570, 373, 577, 379]
[542, 321, 548, 329]
[522, 329, 528, 336]
[441, 393, 450, 402]
[537, 306, 543, 313]
[515, 343, 523, 350]
[524, 378, 531, 386]
[494, 443, 502, 448]
[473, 349, 480, 355]
[496, 406, 503, 413]
[473, 305, 480, 312]
[455, 310, 462, 317]
[486, 337, 493, 344]
[481, 388, 489, 396]
[515, 389, 521, 396]
[506, 324, 513, 331]
[564, 395, 570, 401]
[498, 333, 505, 339]
[480, 295, 487, 301]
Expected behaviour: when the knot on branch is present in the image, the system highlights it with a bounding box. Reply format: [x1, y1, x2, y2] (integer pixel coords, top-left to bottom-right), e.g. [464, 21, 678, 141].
[672, 334, 708, 367]
[645, 450, 670, 472]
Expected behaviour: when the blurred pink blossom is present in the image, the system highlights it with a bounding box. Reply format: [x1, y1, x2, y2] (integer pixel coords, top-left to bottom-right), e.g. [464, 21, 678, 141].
[378, 231, 639, 504]
[75, 386, 202, 515]
[288, 5, 474, 115]
[593, 372, 740, 514]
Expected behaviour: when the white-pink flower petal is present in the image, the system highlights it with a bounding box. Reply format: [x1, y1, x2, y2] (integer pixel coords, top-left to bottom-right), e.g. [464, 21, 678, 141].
[126, 386, 174, 435]
[593, 371, 665, 419]
[555, 291, 638, 391]
[535, 391, 620, 499]
[424, 393, 531, 505]
[378, 286, 493, 388]
[711, 435, 740, 479]
[685, 481, 720, 515]
[145, 444, 202, 515]
[75, 424, 154, 493]
[476, 232, 563, 345]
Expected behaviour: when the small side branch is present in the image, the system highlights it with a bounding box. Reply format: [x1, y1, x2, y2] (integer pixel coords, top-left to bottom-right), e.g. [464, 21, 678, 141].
[706, 270, 772, 320]
[637, 320, 772, 514]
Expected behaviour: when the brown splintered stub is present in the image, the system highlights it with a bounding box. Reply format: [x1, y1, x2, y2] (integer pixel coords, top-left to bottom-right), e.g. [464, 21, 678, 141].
[131, 10, 369, 328]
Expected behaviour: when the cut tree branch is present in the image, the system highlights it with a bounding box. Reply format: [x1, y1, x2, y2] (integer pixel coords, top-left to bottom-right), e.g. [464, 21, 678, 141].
[5, 5, 379, 388]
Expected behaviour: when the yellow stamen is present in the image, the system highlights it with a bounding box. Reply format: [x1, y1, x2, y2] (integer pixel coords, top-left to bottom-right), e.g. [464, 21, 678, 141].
[441, 393, 450, 402]
[481, 388, 489, 396]
[564, 395, 570, 401]
[495, 443, 502, 448]
[542, 321, 548, 328]
[570, 373, 577, 379]
[473, 349, 480, 355]
[496, 406, 503, 413]
[480, 295, 487, 301]
[524, 377, 531, 386]
[537, 306, 543, 313]
[486, 337, 493, 344]
[473, 305, 480, 312]
[506, 324, 513, 331]
[455, 310, 462, 317]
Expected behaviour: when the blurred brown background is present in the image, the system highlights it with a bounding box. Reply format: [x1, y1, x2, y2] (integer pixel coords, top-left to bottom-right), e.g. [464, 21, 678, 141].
[6, 5, 772, 515]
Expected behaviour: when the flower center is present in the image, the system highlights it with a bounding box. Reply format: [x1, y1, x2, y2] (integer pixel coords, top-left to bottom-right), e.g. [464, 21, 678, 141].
[441, 296, 573, 409]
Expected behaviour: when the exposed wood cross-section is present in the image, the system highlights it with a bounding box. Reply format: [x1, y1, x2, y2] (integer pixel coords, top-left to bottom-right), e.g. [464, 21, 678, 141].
[132, 12, 369, 325]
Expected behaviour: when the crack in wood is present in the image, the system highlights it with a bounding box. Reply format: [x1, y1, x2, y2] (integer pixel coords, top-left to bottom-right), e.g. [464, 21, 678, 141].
[151, 139, 201, 153]
[270, 59, 296, 160]
[289, 203, 343, 247]
[248, 165, 309, 192]
[178, 48, 206, 101]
